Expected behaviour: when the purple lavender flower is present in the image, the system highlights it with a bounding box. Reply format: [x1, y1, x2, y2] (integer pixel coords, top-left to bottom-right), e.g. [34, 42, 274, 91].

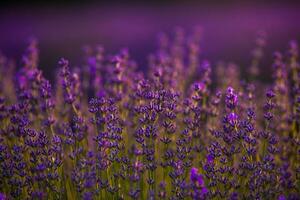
[190, 167, 209, 199]
[0, 29, 299, 200]
[227, 112, 239, 127]
[225, 87, 238, 110]
[0, 193, 5, 200]
[190, 167, 204, 186]
[278, 194, 286, 200]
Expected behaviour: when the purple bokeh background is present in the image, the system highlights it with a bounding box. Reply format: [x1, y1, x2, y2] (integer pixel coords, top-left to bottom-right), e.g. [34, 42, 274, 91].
[0, 2, 300, 80]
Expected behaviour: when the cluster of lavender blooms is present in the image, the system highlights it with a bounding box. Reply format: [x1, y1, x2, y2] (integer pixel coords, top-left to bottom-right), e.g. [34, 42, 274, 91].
[0, 29, 299, 200]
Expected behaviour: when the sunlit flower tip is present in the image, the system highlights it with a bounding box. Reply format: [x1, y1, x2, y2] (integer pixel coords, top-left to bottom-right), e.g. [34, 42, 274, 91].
[225, 87, 238, 109]
[58, 57, 69, 66]
[193, 82, 206, 92]
[154, 68, 162, 77]
[190, 167, 204, 186]
[266, 89, 275, 98]
[228, 112, 238, 126]
[227, 86, 234, 94]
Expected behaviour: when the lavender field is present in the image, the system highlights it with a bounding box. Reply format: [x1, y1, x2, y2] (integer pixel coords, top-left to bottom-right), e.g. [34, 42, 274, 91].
[0, 1, 300, 200]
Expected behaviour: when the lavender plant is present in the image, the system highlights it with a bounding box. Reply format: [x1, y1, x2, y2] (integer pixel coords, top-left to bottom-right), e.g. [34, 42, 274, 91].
[0, 30, 299, 200]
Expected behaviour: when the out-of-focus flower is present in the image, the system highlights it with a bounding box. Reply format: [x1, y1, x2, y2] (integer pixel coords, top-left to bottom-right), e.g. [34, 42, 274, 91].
[0, 193, 6, 200]
[278, 194, 286, 200]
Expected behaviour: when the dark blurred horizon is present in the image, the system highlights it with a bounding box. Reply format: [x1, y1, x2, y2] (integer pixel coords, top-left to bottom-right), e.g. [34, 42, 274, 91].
[0, 0, 300, 81]
[1, 0, 300, 7]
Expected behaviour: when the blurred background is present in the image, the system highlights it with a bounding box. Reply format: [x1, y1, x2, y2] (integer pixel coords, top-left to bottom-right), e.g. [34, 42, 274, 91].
[0, 0, 300, 80]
